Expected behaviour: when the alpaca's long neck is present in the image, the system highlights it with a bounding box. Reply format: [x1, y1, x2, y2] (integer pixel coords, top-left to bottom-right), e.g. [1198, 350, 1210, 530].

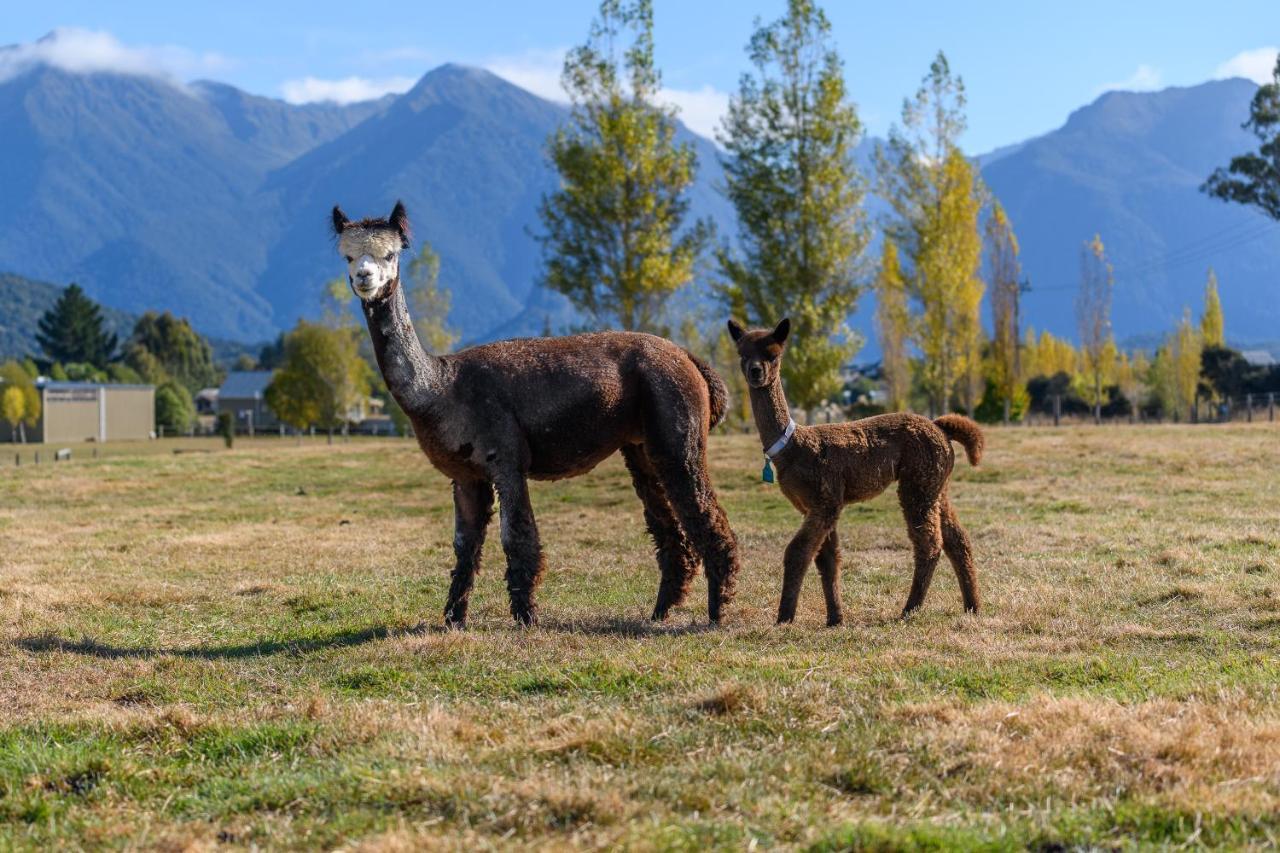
[361, 280, 442, 413]
[749, 379, 793, 453]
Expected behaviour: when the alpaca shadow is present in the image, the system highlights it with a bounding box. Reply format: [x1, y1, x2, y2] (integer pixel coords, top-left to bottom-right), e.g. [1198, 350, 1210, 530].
[15, 622, 434, 660]
[535, 615, 718, 638]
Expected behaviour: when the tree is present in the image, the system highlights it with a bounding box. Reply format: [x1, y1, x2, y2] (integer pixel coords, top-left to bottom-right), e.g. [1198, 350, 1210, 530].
[36, 283, 117, 368]
[1172, 309, 1203, 421]
[717, 0, 870, 409]
[1115, 350, 1149, 421]
[1203, 54, 1280, 220]
[2, 386, 25, 443]
[876, 53, 984, 415]
[155, 380, 195, 435]
[265, 321, 372, 440]
[1076, 234, 1114, 423]
[123, 311, 219, 394]
[404, 242, 459, 354]
[1149, 343, 1178, 420]
[0, 361, 40, 443]
[875, 240, 911, 411]
[536, 0, 708, 333]
[985, 202, 1022, 423]
[1200, 268, 1224, 348]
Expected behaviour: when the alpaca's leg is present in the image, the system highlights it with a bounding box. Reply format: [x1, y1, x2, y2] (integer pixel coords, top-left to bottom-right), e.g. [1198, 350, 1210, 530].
[900, 486, 943, 617]
[778, 511, 837, 624]
[940, 492, 980, 613]
[644, 441, 739, 625]
[443, 479, 494, 628]
[622, 445, 699, 621]
[494, 471, 545, 626]
[815, 527, 844, 627]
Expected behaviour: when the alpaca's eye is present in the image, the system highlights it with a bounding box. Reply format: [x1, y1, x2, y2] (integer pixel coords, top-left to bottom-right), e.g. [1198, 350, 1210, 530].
[344, 255, 353, 263]
[384, 252, 395, 262]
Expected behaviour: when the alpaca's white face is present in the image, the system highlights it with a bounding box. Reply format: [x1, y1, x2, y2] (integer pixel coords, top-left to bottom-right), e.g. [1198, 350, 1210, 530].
[338, 228, 403, 301]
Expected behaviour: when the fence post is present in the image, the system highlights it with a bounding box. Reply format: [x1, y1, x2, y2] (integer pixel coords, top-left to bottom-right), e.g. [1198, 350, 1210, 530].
[1270, 392, 1275, 422]
[14, 454, 18, 467]
[1247, 393, 1253, 423]
[1191, 393, 1198, 424]
[34, 451, 39, 465]
[1053, 394, 1061, 427]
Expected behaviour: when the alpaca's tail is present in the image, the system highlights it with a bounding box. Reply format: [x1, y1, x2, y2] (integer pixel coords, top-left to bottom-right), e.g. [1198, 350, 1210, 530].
[686, 352, 729, 429]
[934, 414, 984, 466]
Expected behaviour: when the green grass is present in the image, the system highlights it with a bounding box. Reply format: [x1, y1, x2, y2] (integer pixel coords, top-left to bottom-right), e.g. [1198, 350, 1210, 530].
[1, 425, 1279, 849]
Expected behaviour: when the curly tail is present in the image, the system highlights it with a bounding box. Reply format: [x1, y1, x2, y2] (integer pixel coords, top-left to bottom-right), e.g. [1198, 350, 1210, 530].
[934, 414, 984, 466]
[686, 352, 729, 429]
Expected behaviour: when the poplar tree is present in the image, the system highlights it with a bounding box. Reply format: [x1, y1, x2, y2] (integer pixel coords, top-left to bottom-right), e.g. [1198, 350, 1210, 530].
[985, 201, 1022, 423]
[717, 0, 869, 409]
[405, 242, 458, 355]
[1200, 268, 1224, 347]
[876, 52, 984, 415]
[1172, 309, 1203, 421]
[537, 0, 708, 332]
[1076, 234, 1114, 423]
[875, 240, 911, 411]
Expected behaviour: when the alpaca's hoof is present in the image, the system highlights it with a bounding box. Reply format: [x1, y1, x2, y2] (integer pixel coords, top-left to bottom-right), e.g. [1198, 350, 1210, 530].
[776, 613, 796, 625]
[444, 616, 467, 631]
[900, 606, 920, 620]
[512, 606, 538, 627]
[826, 615, 844, 628]
[650, 607, 669, 623]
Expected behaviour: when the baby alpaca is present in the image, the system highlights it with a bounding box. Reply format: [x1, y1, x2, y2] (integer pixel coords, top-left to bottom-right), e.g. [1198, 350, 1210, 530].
[729, 318, 985, 625]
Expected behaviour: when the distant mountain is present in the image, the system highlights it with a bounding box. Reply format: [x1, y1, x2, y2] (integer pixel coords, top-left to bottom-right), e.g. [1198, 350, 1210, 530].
[981, 78, 1280, 346]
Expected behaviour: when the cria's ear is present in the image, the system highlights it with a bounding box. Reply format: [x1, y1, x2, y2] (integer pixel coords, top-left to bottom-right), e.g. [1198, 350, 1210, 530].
[771, 317, 791, 345]
[331, 205, 350, 236]
[726, 319, 745, 342]
[389, 200, 411, 248]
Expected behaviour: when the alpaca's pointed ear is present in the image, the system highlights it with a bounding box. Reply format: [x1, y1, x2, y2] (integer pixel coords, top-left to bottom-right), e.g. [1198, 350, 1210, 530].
[331, 205, 350, 236]
[772, 317, 791, 345]
[727, 319, 745, 342]
[389, 200, 411, 248]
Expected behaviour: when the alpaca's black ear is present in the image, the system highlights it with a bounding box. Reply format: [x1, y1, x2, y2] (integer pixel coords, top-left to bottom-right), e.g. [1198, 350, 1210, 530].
[771, 317, 791, 345]
[331, 205, 350, 236]
[389, 200, 411, 248]
[727, 319, 745, 342]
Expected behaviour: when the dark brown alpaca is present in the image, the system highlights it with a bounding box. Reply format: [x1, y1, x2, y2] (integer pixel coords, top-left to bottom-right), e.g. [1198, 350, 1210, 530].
[331, 201, 740, 627]
[728, 318, 984, 625]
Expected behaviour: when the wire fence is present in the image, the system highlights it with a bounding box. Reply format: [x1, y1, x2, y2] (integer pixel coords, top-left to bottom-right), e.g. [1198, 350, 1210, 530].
[1022, 391, 1279, 426]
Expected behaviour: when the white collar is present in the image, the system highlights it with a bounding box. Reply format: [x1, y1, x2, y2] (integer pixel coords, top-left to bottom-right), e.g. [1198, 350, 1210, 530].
[765, 418, 796, 459]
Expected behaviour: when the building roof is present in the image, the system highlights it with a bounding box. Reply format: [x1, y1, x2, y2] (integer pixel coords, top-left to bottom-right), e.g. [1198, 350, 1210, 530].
[219, 371, 274, 398]
[38, 380, 154, 391]
[1241, 350, 1277, 367]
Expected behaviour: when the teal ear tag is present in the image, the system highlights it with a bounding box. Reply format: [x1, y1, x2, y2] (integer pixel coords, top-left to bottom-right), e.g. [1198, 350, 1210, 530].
[762, 457, 775, 484]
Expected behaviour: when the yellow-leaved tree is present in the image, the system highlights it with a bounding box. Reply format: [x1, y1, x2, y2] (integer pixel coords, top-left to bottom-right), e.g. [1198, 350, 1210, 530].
[985, 201, 1022, 422]
[875, 240, 911, 411]
[1200, 268, 1224, 348]
[1172, 308, 1203, 421]
[1076, 234, 1114, 423]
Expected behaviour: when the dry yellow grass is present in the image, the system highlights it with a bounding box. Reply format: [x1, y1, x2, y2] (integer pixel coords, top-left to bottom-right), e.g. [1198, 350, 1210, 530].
[0, 424, 1278, 848]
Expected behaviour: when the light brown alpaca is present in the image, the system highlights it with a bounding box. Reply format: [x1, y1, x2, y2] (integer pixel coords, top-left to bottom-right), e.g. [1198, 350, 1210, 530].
[728, 318, 985, 625]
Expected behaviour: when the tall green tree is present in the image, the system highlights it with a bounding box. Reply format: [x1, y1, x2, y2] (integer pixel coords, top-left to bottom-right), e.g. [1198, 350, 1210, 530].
[1203, 54, 1280, 219]
[985, 202, 1022, 423]
[35, 283, 117, 368]
[1076, 234, 1114, 423]
[123, 311, 219, 393]
[717, 0, 869, 409]
[537, 0, 708, 332]
[155, 380, 196, 435]
[265, 321, 372, 440]
[1200, 268, 1225, 347]
[876, 52, 985, 415]
[404, 241, 459, 354]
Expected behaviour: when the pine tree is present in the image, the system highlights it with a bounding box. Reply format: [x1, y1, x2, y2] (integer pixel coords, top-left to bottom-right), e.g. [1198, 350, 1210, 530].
[876, 53, 984, 415]
[1076, 234, 1114, 423]
[1200, 268, 1225, 347]
[717, 0, 870, 409]
[985, 201, 1022, 423]
[537, 0, 708, 333]
[875, 240, 911, 411]
[35, 284, 117, 368]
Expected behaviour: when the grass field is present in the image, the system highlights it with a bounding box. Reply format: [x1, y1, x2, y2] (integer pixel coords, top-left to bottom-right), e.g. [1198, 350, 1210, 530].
[1, 425, 1279, 850]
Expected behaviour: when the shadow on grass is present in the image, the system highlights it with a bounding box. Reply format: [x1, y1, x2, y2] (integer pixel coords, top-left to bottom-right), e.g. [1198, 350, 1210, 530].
[15, 622, 436, 660]
[535, 615, 718, 637]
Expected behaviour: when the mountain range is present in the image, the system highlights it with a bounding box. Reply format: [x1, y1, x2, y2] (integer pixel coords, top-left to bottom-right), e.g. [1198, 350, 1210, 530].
[0, 34, 1276, 358]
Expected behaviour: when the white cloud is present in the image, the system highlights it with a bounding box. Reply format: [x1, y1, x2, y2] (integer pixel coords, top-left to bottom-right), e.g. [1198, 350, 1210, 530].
[484, 48, 568, 103]
[1095, 64, 1163, 95]
[1214, 47, 1279, 84]
[482, 47, 729, 141]
[0, 27, 230, 85]
[280, 75, 416, 105]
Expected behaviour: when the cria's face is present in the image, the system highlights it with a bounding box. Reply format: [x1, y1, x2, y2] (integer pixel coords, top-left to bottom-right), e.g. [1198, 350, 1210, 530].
[338, 228, 402, 301]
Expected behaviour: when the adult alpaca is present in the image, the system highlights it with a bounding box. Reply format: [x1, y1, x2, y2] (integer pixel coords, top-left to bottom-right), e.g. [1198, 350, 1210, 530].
[729, 317, 984, 625]
[333, 201, 739, 627]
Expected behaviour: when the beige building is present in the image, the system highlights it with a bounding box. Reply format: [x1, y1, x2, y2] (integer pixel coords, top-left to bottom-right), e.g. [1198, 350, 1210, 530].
[0, 381, 154, 443]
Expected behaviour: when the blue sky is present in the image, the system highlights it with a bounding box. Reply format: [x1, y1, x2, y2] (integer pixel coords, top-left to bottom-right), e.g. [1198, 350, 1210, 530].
[4, 1, 1278, 152]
